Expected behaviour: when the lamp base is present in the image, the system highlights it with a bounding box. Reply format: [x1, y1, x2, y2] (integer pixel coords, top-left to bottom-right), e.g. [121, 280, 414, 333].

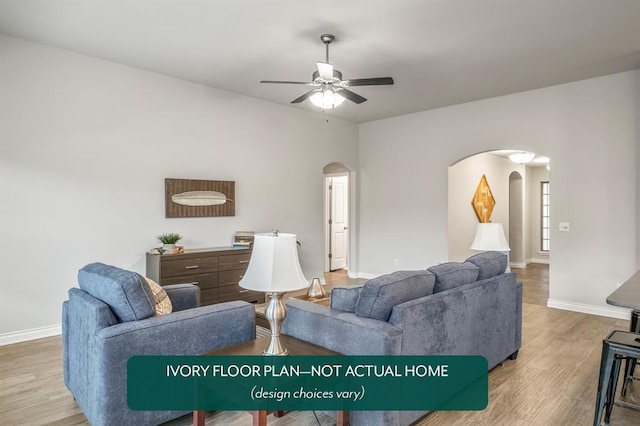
[263, 292, 288, 356]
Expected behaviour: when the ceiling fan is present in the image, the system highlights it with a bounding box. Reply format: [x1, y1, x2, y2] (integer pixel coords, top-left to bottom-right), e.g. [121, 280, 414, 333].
[260, 34, 394, 109]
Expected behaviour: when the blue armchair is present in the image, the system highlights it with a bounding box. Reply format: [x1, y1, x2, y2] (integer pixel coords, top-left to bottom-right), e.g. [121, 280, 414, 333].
[62, 262, 255, 426]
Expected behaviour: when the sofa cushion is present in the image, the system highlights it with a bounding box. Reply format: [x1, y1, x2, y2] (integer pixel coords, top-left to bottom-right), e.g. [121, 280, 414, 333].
[330, 285, 363, 312]
[145, 277, 173, 316]
[466, 251, 508, 280]
[78, 262, 155, 322]
[428, 262, 479, 293]
[355, 270, 435, 321]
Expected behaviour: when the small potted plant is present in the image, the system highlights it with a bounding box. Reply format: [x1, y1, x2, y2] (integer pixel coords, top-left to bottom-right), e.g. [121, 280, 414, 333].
[157, 233, 182, 252]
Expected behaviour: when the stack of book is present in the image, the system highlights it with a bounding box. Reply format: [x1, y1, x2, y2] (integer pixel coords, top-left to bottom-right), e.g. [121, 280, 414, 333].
[233, 231, 255, 247]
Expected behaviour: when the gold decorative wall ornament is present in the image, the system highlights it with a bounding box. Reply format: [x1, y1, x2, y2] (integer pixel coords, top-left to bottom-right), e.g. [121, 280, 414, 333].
[165, 178, 235, 218]
[471, 175, 495, 223]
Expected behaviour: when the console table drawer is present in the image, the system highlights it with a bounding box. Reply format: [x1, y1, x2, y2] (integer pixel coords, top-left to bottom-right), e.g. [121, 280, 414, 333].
[219, 284, 264, 303]
[219, 269, 246, 287]
[200, 288, 219, 306]
[219, 253, 251, 271]
[161, 273, 218, 290]
[161, 257, 218, 278]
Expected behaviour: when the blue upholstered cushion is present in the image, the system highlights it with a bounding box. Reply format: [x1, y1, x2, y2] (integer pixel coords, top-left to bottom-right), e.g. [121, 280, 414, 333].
[428, 262, 480, 293]
[466, 251, 508, 280]
[78, 262, 155, 322]
[355, 270, 435, 321]
[330, 286, 363, 312]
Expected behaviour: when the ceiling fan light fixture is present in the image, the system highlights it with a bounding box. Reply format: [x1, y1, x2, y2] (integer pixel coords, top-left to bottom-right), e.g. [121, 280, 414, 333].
[508, 151, 536, 164]
[261, 33, 393, 108]
[310, 88, 345, 109]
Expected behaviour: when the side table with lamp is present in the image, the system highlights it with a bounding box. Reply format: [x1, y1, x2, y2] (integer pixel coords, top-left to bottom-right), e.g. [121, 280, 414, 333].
[194, 231, 351, 425]
[239, 231, 309, 356]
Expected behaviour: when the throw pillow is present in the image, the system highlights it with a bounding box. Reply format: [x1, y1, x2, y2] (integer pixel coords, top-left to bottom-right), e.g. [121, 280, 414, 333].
[428, 262, 480, 293]
[145, 278, 173, 316]
[355, 270, 435, 321]
[330, 286, 363, 312]
[466, 251, 508, 280]
[78, 262, 155, 322]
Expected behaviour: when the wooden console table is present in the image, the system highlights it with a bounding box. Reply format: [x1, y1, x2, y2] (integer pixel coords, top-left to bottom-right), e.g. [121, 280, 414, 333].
[194, 335, 349, 426]
[146, 246, 265, 306]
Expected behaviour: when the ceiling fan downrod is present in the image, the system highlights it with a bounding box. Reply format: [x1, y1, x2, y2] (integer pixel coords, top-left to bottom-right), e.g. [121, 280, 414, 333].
[320, 33, 334, 63]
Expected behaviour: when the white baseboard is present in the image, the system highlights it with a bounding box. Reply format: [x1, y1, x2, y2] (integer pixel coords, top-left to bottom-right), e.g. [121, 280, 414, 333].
[0, 324, 62, 346]
[349, 271, 378, 280]
[527, 257, 550, 265]
[510, 261, 527, 269]
[547, 299, 631, 320]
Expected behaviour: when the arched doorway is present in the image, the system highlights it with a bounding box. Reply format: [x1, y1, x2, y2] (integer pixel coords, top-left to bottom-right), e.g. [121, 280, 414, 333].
[448, 149, 550, 305]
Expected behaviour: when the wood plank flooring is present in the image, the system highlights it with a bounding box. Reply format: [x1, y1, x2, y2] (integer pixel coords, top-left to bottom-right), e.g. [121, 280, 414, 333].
[512, 263, 549, 306]
[1, 264, 638, 425]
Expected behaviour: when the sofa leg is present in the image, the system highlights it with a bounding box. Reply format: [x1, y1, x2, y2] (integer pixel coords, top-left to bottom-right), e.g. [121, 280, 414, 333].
[508, 350, 519, 360]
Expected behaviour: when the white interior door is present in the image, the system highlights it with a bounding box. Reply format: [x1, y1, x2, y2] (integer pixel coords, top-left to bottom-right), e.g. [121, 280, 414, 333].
[329, 175, 349, 271]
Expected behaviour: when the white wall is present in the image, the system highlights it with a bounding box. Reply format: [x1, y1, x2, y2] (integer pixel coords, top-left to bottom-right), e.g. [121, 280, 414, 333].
[358, 70, 637, 317]
[448, 153, 525, 262]
[0, 36, 359, 341]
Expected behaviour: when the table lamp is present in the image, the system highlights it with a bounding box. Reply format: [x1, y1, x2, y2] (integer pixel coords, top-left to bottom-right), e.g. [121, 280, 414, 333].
[239, 231, 308, 355]
[470, 222, 511, 272]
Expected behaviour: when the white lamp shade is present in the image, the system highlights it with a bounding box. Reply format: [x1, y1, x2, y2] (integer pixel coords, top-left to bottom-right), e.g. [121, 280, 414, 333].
[470, 223, 511, 251]
[239, 233, 309, 292]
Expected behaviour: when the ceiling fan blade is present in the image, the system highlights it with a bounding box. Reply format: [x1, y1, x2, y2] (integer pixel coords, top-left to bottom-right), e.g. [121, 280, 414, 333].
[336, 88, 367, 104]
[316, 62, 334, 80]
[342, 77, 394, 86]
[261, 80, 317, 85]
[291, 89, 319, 104]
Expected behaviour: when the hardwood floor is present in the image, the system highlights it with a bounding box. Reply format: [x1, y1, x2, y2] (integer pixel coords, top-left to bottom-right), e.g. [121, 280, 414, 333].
[512, 263, 550, 306]
[1, 264, 638, 425]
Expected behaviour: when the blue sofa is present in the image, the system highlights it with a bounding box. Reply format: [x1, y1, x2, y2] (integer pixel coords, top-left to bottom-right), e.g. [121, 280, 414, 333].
[62, 262, 255, 426]
[282, 251, 522, 426]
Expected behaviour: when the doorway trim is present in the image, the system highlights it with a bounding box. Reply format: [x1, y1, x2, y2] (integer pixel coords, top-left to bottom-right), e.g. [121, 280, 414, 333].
[323, 162, 357, 276]
[509, 171, 526, 268]
[325, 173, 349, 272]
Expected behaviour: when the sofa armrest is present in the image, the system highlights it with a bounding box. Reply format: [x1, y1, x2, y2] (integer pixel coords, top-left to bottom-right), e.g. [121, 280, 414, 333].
[97, 300, 255, 355]
[281, 299, 402, 355]
[164, 283, 200, 311]
[388, 273, 521, 368]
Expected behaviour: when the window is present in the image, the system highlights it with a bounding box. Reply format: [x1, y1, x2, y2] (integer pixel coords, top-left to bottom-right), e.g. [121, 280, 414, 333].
[541, 181, 550, 251]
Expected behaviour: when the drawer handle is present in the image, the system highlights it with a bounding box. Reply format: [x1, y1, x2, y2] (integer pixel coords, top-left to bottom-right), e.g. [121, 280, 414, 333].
[184, 282, 199, 286]
[184, 265, 200, 270]
[238, 260, 250, 264]
[239, 289, 250, 293]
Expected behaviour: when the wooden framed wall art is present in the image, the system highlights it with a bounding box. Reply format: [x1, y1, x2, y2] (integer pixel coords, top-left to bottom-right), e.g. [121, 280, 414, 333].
[165, 178, 235, 218]
[471, 174, 495, 223]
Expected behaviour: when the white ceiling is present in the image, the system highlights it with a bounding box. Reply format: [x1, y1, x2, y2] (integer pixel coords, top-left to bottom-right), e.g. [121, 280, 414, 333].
[1, 0, 639, 123]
